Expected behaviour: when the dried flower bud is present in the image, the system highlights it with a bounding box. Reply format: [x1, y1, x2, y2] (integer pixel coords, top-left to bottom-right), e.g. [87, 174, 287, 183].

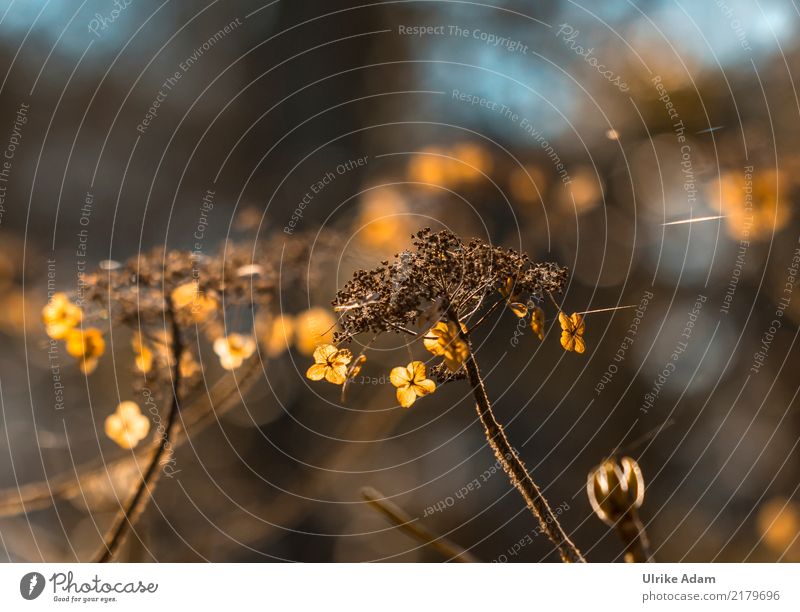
[587, 456, 645, 525]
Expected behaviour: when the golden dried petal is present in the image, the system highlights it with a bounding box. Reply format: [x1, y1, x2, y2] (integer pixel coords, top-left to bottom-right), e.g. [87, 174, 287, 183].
[414, 378, 436, 396]
[312, 343, 338, 364]
[509, 302, 528, 318]
[325, 364, 348, 385]
[390, 366, 411, 388]
[306, 363, 328, 381]
[396, 385, 417, 408]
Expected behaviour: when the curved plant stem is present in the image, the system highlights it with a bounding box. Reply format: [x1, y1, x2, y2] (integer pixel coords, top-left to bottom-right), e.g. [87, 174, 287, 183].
[616, 510, 653, 563]
[93, 297, 184, 562]
[361, 486, 479, 563]
[451, 313, 585, 563]
[0, 354, 262, 520]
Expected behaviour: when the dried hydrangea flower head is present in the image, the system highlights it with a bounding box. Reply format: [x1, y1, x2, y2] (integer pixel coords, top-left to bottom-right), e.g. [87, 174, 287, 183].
[318, 228, 587, 563]
[316, 228, 570, 394]
[334, 227, 567, 348]
[42, 293, 105, 373]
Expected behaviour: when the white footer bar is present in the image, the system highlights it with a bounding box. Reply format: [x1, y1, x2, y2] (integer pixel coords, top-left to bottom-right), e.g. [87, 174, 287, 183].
[0, 563, 797, 610]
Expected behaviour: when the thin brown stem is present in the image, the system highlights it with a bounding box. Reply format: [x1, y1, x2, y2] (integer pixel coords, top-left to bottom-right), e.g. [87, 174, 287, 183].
[466, 299, 504, 334]
[0, 352, 264, 520]
[453, 277, 495, 312]
[93, 296, 184, 562]
[615, 510, 653, 563]
[386, 322, 419, 336]
[546, 290, 563, 312]
[361, 487, 478, 562]
[448, 310, 585, 563]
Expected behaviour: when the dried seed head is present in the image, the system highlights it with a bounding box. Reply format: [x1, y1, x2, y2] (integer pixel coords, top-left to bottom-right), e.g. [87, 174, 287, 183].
[587, 456, 645, 525]
[333, 228, 568, 343]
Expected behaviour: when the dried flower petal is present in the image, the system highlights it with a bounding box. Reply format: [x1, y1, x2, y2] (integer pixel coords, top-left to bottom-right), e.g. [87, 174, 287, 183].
[42, 293, 82, 340]
[424, 321, 469, 371]
[171, 282, 217, 322]
[105, 401, 150, 449]
[390, 361, 436, 407]
[499, 278, 528, 318]
[559, 312, 586, 353]
[132, 332, 153, 373]
[306, 343, 352, 385]
[530, 306, 545, 341]
[65, 327, 105, 374]
[213, 333, 256, 370]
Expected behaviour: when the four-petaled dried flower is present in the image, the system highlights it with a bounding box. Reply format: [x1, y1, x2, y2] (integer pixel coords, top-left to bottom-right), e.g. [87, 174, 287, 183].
[530, 306, 545, 341]
[65, 327, 106, 374]
[105, 401, 151, 449]
[390, 361, 436, 408]
[306, 344, 353, 385]
[559, 312, 586, 353]
[424, 321, 469, 371]
[42, 293, 82, 339]
[587, 456, 644, 525]
[213, 333, 256, 370]
[171, 282, 217, 322]
[499, 277, 528, 318]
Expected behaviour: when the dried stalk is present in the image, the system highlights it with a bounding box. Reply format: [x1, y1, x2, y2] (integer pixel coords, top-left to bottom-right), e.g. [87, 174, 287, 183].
[361, 487, 478, 562]
[616, 510, 653, 563]
[92, 296, 184, 562]
[0, 354, 262, 519]
[453, 313, 585, 563]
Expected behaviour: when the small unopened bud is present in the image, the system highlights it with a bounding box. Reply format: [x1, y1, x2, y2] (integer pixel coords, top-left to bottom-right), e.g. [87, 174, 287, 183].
[587, 456, 644, 525]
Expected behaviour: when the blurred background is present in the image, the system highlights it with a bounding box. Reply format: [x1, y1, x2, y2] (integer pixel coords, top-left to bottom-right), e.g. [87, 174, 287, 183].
[0, 0, 799, 562]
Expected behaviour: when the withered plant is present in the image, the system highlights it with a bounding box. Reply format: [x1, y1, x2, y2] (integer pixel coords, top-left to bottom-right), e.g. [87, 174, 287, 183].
[310, 228, 587, 562]
[12, 224, 653, 563]
[27, 231, 343, 562]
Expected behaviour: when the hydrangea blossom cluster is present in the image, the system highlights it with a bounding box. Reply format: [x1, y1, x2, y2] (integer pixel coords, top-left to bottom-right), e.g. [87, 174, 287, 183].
[307, 228, 583, 409]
